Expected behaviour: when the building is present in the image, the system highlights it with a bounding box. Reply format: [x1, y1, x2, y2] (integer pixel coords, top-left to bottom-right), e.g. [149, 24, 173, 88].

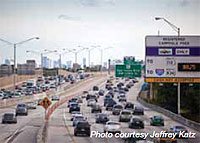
[53, 60, 59, 68]
[66, 61, 72, 69]
[4, 59, 11, 65]
[83, 58, 86, 68]
[17, 60, 36, 75]
[0, 64, 13, 77]
[73, 63, 81, 72]
[42, 56, 51, 68]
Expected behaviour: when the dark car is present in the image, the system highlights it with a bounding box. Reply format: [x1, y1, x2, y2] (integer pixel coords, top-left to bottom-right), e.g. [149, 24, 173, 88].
[112, 104, 123, 115]
[133, 106, 144, 115]
[16, 104, 28, 116]
[129, 118, 144, 129]
[74, 121, 90, 136]
[98, 90, 105, 96]
[105, 99, 117, 110]
[69, 103, 80, 113]
[2, 113, 17, 124]
[93, 86, 99, 91]
[104, 95, 113, 106]
[124, 102, 134, 110]
[150, 116, 164, 126]
[91, 104, 102, 113]
[86, 94, 97, 102]
[96, 113, 109, 124]
[118, 97, 127, 102]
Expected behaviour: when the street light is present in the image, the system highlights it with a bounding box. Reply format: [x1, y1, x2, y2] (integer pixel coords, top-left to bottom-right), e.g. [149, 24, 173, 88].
[72, 46, 88, 64]
[88, 45, 101, 67]
[54, 48, 76, 68]
[155, 17, 180, 36]
[0, 37, 39, 89]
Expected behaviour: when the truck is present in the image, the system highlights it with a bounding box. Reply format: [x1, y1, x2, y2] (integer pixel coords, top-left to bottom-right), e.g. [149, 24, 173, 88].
[26, 79, 37, 87]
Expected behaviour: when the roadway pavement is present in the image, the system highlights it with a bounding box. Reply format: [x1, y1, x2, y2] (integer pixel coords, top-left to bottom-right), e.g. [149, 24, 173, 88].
[0, 74, 107, 143]
[47, 78, 200, 143]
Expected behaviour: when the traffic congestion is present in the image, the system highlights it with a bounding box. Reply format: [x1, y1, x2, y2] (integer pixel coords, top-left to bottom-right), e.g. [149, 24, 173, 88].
[58, 76, 198, 143]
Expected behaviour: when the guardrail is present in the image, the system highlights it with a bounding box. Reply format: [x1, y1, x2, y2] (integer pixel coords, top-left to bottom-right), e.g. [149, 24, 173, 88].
[137, 93, 200, 132]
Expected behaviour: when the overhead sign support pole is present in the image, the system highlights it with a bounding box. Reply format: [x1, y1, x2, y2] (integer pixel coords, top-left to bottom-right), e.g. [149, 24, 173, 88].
[178, 82, 181, 115]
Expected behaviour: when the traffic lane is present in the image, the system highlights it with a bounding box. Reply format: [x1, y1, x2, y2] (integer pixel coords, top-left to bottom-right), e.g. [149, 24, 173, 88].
[47, 76, 108, 143]
[0, 105, 44, 143]
[126, 80, 200, 143]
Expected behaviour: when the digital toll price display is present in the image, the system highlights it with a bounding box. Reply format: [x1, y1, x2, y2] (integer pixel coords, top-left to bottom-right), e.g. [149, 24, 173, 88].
[178, 63, 200, 72]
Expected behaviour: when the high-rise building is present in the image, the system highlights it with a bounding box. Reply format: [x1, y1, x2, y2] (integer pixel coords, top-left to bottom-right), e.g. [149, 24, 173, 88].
[4, 59, 11, 65]
[53, 60, 59, 68]
[42, 56, 51, 68]
[66, 61, 72, 69]
[83, 58, 86, 68]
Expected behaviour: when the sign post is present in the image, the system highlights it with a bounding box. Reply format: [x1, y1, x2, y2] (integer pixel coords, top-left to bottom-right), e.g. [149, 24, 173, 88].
[40, 97, 52, 120]
[145, 36, 200, 115]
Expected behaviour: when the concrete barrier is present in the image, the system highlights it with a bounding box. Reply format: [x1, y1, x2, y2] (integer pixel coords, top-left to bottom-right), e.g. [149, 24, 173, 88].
[137, 93, 200, 132]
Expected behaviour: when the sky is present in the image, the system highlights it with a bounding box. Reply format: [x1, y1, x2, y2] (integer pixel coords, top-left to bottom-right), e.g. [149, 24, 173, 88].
[0, 0, 199, 66]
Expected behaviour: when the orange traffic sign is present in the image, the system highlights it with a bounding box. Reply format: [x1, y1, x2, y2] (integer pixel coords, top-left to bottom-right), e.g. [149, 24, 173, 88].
[40, 97, 52, 109]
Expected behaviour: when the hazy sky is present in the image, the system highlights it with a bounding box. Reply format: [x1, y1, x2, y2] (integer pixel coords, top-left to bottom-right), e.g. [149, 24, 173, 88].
[0, 0, 199, 66]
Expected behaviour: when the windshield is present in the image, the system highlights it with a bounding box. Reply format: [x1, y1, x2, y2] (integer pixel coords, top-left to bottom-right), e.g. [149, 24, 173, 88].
[107, 122, 120, 125]
[17, 104, 26, 108]
[122, 111, 131, 115]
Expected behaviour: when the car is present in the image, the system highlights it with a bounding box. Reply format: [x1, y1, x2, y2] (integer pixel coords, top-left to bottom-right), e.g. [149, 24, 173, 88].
[104, 95, 113, 106]
[16, 104, 28, 116]
[86, 94, 98, 102]
[70, 111, 83, 121]
[91, 104, 102, 113]
[74, 121, 90, 136]
[95, 113, 109, 124]
[98, 89, 105, 96]
[73, 115, 86, 126]
[118, 96, 127, 102]
[169, 125, 188, 138]
[119, 110, 132, 122]
[2, 113, 17, 124]
[87, 99, 96, 107]
[105, 99, 117, 110]
[107, 91, 114, 97]
[153, 137, 177, 143]
[104, 121, 121, 133]
[112, 104, 123, 115]
[129, 118, 144, 129]
[51, 95, 60, 101]
[124, 102, 134, 110]
[71, 111, 83, 121]
[150, 116, 164, 126]
[93, 86, 99, 91]
[117, 93, 126, 99]
[69, 103, 80, 113]
[26, 102, 37, 109]
[133, 106, 144, 115]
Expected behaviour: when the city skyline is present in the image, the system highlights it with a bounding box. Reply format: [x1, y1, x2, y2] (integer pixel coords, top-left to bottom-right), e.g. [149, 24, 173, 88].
[0, 0, 199, 65]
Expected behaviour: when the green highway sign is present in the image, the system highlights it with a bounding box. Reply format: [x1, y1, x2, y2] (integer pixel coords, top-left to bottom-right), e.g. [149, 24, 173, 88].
[124, 56, 135, 65]
[115, 64, 142, 78]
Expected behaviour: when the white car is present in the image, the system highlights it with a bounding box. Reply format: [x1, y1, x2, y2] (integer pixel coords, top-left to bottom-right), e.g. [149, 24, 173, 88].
[87, 99, 96, 107]
[71, 111, 83, 121]
[51, 95, 60, 101]
[119, 110, 132, 122]
[104, 121, 121, 133]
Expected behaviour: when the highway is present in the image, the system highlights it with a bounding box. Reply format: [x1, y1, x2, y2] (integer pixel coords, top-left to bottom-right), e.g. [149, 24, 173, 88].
[0, 74, 107, 143]
[0, 75, 199, 143]
[47, 78, 200, 143]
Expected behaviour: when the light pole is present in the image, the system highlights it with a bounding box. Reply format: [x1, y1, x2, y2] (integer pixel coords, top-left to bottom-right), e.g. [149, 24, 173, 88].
[88, 45, 100, 68]
[72, 47, 88, 64]
[0, 37, 39, 89]
[155, 17, 181, 114]
[155, 17, 180, 36]
[98, 47, 113, 71]
[55, 48, 75, 68]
